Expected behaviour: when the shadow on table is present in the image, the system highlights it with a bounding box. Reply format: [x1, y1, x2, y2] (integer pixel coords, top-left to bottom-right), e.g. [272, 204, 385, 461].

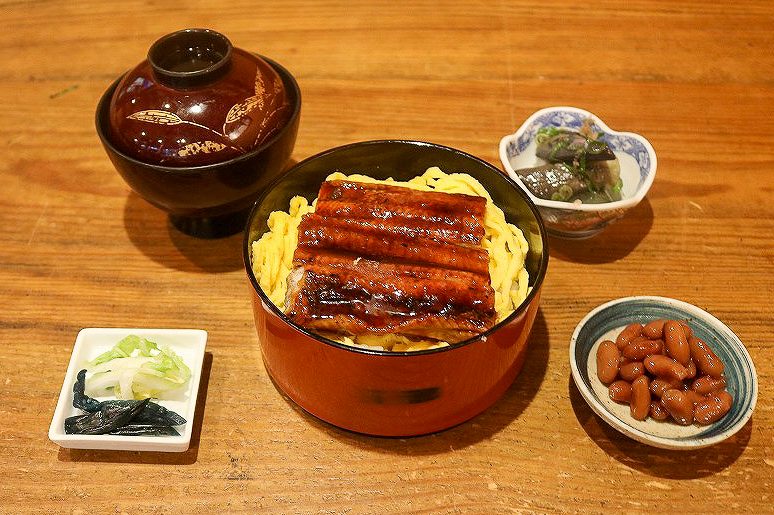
[280, 309, 551, 455]
[122, 192, 245, 274]
[120, 158, 300, 274]
[56, 352, 213, 465]
[548, 198, 654, 264]
[568, 376, 750, 478]
[646, 178, 731, 201]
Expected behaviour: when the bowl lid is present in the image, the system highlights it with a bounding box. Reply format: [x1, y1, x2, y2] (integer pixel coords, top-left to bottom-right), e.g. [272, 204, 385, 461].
[107, 28, 292, 167]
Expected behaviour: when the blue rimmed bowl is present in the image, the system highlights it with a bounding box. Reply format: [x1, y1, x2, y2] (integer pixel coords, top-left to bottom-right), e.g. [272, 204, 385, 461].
[499, 106, 657, 239]
[569, 296, 757, 450]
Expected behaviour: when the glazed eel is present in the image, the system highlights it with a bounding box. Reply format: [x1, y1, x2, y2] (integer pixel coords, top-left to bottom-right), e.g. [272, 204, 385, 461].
[285, 180, 496, 343]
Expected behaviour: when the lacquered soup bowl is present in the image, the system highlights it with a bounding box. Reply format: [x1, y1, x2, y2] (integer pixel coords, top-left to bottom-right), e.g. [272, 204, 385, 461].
[243, 140, 549, 436]
[96, 52, 301, 238]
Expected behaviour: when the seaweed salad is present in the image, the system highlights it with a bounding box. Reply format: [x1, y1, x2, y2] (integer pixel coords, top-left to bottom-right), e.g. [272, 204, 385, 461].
[516, 119, 622, 203]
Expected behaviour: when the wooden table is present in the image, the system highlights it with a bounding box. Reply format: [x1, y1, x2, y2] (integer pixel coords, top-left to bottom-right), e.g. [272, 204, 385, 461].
[2, 1, 772, 512]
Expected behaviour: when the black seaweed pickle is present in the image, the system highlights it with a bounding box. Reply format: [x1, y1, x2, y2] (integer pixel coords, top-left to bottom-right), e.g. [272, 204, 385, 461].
[65, 369, 187, 436]
[72, 369, 101, 412]
[131, 402, 186, 426]
[65, 398, 149, 435]
[109, 424, 181, 436]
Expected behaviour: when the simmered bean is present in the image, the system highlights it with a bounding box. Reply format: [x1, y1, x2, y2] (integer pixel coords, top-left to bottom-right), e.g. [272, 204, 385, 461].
[596, 340, 620, 384]
[691, 375, 727, 396]
[683, 390, 707, 406]
[616, 323, 643, 350]
[694, 391, 733, 425]
[679, 320, 693, 339]
[689, 337, 724, 378]
[619, 361, 645, 382]
[650, 378, 682, 398]
[664, 320, 690, 366]
[661, 389, 694, 425]
[630, 376, 651, 421]
[649, 401, 670, 421]
[643, 319, 666, 339]
[685, 359, 697, 379]
[608, 380, 632, 402]
[598, 318, 731, 426]
[623, 338, 663, 360]
[644, 355, 690, 381]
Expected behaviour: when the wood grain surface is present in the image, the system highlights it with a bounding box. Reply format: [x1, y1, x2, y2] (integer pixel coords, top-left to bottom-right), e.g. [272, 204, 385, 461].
[1, 1, 772, 513]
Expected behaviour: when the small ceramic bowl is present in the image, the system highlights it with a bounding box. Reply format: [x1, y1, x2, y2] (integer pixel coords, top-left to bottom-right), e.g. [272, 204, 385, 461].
[570, 296, 757, 449]
[499, 106, 657, 239]
[243, 140, 549, 436]
[96, 29, 301, 238]
[49, 328, 207, 452]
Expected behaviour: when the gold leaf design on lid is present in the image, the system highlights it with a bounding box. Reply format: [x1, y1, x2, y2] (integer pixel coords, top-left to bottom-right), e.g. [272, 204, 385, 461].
[127, 110, 184, 125]
[224, 96, 263, 125]
[254, 71, 265, 96]
[177, 141, 227, 157]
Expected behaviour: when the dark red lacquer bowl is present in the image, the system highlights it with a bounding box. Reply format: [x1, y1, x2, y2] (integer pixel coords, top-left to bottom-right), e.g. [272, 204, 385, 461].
[243, 140, 549, 436]
[96, 29, 301, 238]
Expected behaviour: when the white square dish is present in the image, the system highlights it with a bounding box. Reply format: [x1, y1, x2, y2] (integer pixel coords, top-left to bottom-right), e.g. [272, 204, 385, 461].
[48, 328, 207, 452]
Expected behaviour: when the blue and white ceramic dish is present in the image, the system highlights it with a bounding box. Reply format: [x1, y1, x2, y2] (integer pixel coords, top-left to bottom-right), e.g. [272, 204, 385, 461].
[499, 106, 657, 239]
[569, 296, 757, 450]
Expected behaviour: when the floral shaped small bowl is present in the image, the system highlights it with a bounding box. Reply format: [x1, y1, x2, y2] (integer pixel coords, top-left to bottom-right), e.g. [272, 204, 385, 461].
[570, 296, 758, 450]
[499, 106, 657, 239]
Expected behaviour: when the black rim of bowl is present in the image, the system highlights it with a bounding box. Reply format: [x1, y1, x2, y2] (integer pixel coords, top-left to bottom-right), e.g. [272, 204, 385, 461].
[95, 54, 301, 173]
[242, 139, 550, 357]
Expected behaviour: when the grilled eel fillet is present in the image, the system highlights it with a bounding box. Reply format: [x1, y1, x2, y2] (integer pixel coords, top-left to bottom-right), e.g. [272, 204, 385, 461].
[285, 180, 496, 343]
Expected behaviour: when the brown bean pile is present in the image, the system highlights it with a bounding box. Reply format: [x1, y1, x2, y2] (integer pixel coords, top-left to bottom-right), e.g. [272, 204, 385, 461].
[596, 319, 732, 425]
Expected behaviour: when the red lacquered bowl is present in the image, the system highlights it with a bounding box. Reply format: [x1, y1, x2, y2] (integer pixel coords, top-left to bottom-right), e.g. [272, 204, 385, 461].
[95, 29, 301, 238]
[242, 140, 549, 436]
